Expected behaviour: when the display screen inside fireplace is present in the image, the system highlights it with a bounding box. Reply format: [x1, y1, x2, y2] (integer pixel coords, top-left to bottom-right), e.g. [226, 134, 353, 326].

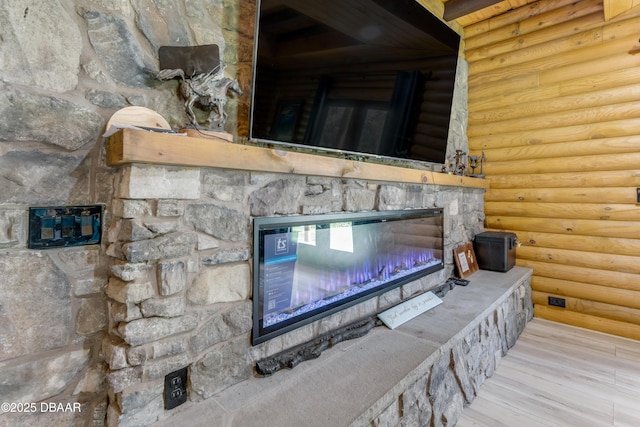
[252, 209, 444, 345]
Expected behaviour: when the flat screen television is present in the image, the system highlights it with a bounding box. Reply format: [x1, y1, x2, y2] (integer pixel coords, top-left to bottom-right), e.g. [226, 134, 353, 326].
[250, 0, 461, 164]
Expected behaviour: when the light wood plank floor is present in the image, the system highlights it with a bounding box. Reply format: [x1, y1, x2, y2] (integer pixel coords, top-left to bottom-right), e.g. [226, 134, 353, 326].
[457, 318, 640, 427]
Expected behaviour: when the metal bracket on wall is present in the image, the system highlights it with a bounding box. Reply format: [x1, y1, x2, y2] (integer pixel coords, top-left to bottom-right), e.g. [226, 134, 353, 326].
[28, 205, 103, 249]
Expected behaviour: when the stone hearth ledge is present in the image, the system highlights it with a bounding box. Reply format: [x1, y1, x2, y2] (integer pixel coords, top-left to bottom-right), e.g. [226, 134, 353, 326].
[155, 267, 532, 427]
[106, 129, 490, 189]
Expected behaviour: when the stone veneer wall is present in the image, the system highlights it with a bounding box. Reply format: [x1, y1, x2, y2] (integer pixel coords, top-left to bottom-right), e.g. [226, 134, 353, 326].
[365, 270, 533, 427]
[104, 164, 485, 425]
[0, 1, 251, 425]
[151, 268, 532, 427]
[0, 1, 470, 426]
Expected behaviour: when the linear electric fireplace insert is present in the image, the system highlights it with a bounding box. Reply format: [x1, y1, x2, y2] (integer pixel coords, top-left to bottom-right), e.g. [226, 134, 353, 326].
[252, 209, 444, 344]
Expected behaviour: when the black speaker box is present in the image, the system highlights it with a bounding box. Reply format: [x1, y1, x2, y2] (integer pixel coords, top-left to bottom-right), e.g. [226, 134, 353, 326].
[473, 231, 517, 272]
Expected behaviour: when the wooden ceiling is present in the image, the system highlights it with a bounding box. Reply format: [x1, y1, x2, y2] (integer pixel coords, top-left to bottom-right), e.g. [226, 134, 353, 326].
[443, 0, 506, 21]
[444, 0, 640, 26]
[442, 0, 536, 26]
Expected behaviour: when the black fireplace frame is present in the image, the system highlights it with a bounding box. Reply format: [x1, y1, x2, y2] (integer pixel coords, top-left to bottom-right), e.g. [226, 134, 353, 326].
[252, 209, 444, 345]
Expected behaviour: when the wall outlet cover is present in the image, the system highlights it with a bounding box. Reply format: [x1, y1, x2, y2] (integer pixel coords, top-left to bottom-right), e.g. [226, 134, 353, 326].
[548, 296, 566, 308]
[164, 367, 188, 410]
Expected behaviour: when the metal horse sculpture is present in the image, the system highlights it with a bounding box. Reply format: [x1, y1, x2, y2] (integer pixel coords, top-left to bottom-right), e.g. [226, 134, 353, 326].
[158, 65, 242, 129]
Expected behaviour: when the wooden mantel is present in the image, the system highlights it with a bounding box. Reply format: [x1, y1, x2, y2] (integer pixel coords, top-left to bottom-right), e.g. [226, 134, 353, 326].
[106, 129, 489, 189]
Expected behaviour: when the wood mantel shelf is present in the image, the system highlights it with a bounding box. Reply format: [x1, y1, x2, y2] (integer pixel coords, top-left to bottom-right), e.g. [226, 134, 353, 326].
[106, 129, 490, 189]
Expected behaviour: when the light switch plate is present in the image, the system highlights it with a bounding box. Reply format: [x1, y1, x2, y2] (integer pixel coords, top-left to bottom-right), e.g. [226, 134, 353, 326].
[28, 205, 103, 249]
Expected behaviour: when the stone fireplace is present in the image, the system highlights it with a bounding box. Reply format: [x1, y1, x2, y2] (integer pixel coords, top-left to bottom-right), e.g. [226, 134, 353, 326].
[102, 129, 491, 425]
[0, 1, 539, 425]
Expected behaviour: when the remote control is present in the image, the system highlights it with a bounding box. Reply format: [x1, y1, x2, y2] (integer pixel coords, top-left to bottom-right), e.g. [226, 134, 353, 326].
[446, 277, 470, 287]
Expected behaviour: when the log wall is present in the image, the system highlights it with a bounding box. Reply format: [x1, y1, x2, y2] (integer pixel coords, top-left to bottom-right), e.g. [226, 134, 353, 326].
[464, 0, 640, 340]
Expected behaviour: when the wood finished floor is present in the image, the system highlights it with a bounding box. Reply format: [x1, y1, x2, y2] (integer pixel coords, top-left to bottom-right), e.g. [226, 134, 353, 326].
[457, 318, 640, 427]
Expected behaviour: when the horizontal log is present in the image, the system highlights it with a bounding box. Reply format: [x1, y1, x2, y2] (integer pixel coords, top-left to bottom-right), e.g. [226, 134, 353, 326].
[468, 14, 640, 76]
[469, 23, 602, 74]
[487, 170, 640, 189]
[467, 0, 602, 50]
[469, 6, 640, 66]
[466, 10, 604, 63]
[469, 118, 640, 151]
[469, 66, 640, 114]
[484, 187, 636, 204]
[481, 152, 640, 175]
[532, 290, 640, 326]
[485, 216, 640, 239]
[463, 0, 581, 39]
[534, 304, 640, 341]
[532, 275, 640, 310]
[468, 25, 602, 75]
[473, 135, 640, 162]
[106, 129, 490, 189]
[517, 259, 640, 291]
[539, 49, 640, 87]
[468, 100, 640, 138]
[465, 0, 602, 50]
[519, 245, 640, 274]
[468, 74, 540, 104]
[464, 0, 602, 51]
[485, 201, 640, 221]
[468, 33, 640, 93]
[469, 84, 640, 126]
[491, 229, 640, 258]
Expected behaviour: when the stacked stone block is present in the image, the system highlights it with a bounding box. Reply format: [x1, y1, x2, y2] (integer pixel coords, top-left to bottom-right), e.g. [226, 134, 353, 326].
[103, 163, 485, 425]
[369, 276, 533, 427]
[0, 235, 110, 426]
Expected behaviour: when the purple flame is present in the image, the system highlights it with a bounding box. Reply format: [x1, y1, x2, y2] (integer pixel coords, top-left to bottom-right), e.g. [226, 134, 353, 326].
[264, 247, 440, 328]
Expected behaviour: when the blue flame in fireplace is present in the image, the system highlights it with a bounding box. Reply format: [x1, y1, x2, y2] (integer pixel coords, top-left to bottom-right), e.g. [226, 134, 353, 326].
[263, 247, 440, 328]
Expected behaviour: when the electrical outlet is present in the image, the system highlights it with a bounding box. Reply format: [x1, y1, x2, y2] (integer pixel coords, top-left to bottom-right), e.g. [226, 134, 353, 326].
[164, 367, 188, 410]
[548, 296, 566, 308]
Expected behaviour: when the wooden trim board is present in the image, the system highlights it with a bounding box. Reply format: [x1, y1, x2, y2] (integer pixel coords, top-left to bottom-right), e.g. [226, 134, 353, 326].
[106, 129, 490, 189]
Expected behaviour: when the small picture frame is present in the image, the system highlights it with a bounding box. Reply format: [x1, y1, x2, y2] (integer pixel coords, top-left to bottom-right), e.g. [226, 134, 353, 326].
[454, 243, 478, 279]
